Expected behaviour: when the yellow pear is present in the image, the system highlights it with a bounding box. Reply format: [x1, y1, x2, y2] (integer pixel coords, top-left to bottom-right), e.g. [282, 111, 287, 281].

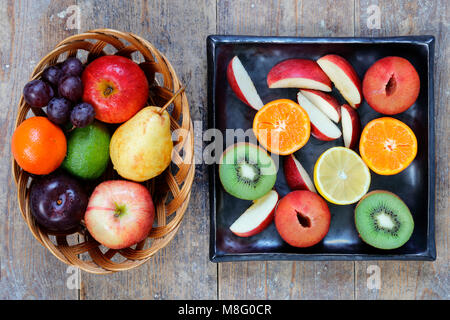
[110, 106, 173, 182]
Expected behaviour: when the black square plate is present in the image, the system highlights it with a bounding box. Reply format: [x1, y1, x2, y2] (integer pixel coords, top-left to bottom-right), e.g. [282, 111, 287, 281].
[207, 35, 436, 262]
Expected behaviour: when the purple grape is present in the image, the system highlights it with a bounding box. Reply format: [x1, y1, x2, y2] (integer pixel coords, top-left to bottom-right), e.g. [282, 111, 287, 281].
[47, 97, 72, 125]
[70, 102, 95, 128]
[61, 57, 83, 76]
[42, 65, 62, 86]
[58, 75, 83, 102]
[23, 80, 54, 107]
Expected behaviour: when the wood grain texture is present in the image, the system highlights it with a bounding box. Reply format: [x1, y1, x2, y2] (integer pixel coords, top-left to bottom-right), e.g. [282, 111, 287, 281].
[354, 0, 450, 300]
[0, 0, 79, 300]
[216, 0, 356, 300]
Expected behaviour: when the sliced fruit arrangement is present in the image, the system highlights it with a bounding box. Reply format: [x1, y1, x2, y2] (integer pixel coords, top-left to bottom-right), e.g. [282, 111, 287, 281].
[253, 99, 310, 155]
[275, 190, 331, 248]
[267, 59, 332, 91]
[283, 154, 316, 193]
[300, 89, 341, 123]
[219, 143, 277, 200]
[359, 117, 417, 175]
[314, 147, 371, 205]
[230, 190, 279, 237]
[362, 56, 420, 115]
[227, 56, 264, 110]
[355, 190, 414, 250]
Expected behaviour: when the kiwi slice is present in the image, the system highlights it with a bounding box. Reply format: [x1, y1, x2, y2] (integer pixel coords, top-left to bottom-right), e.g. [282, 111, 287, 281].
[355, 190, 414, 250]
[219, 143, 277, 200]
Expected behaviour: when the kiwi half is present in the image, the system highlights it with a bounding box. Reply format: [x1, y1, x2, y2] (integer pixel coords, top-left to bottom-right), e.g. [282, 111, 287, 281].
[355, 190, 414, 250]
[219, 143, 277, 200]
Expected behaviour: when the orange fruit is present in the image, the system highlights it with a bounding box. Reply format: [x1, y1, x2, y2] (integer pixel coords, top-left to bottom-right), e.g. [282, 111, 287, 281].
[359, 117, 417, 175]
[12, 116, 67, 175]
[253, 99, 310, 155]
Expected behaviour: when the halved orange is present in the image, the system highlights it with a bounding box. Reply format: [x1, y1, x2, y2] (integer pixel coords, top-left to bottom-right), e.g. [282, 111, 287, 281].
[253, 99, 310, 155]
[359, 117, 417, 175]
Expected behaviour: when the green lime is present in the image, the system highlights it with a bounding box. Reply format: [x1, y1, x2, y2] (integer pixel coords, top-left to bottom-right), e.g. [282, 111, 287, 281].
[62, 121, 110, 180]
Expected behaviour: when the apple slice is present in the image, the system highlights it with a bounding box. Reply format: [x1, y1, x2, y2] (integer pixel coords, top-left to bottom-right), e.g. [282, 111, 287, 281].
[284, 154, 316, 193]
[317, 54, 362, 108]
[297, 91, 342, 141]
[341, 104, 361, 149]
[300, 89, 341, 123]
[229, 190, 279, 237]
[227, 56, 264, 110]
[267, 59, 332, 91]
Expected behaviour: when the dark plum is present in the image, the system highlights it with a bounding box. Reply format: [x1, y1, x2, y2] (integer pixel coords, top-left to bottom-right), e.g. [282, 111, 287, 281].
[70, 102, 95, 128]
[42, 65, 62, 86]
[47, 97, 72, 125]
[61, 57, 83, 76]
[58, 75, 83, 102]
[29, 173, 88, 232]
[23, 79, 54, 107]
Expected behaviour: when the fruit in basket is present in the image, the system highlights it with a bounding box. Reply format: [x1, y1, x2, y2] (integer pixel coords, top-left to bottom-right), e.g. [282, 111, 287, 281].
[275, 190, 331, 247]
[283, 154, 316, 192]
[317, 54, 362, 108]
[253, 99, 310, 155]
[61, 57, 83, 76]
[359, 117, 417, 175]
[362, 56, 420, 115]
[297, 91, 341, 141]
[23, 79, 54, 107]
[42, 65, 63, 86]
[267, 59, 332, 91]
[219, 143, 277, 200]
[341, 104, 361, 149]
[47, 97, 72, 125]
[82, 55, 149, 123]
[227, 56, 264, 110]
[58, 75, 83, 102]
[85, 180, 155, 249]
[229, 190, 279, 237]
[314, 147, 371, 205]
[110, 106, 173, 181]
[355, 190, 414, 250]
[62, 121, 110, 180]
[29, 172, 88, 232]
[70, 102, 95, 128]
[300, 89, 341, 123]
[12, 116, 66, 175]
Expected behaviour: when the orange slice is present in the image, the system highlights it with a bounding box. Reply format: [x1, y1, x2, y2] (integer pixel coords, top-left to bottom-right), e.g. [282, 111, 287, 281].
[253, 99, 310, 155]
[359, 117, 417, 175]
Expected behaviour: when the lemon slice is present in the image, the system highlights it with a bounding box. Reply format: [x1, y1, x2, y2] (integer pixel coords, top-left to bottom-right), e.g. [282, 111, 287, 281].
[314, 147, 371, 205]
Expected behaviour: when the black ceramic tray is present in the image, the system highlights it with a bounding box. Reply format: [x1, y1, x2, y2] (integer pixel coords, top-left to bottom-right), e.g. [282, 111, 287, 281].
[207, 35, 436, 262]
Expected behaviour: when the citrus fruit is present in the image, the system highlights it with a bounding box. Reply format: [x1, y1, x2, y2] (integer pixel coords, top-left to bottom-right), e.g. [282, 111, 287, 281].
[314, 147, 371, 205]
[359, 117, 417, 175]
[61, 121, 110, 180]
[253, 99, 310, 155]
[12, 116, 66, 175]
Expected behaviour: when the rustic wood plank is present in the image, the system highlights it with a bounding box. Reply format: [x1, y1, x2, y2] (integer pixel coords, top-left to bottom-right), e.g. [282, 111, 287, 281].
[354, 0, 449, 299]
[77, 0, 218, 299]
[0, 0, 79, 300]
[217, 0, 356, 300]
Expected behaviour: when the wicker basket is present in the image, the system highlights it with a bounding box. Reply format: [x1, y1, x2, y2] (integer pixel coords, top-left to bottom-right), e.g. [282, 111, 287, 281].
[12, 29, 194, 274]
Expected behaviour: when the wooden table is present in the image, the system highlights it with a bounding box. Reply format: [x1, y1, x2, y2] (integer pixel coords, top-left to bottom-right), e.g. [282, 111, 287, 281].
[0, 0, 448, 300]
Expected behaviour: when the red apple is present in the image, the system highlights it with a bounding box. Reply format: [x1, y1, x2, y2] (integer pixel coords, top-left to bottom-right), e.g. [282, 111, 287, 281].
[227, 56, 264, 110]
[275, 190, 331, 248]
[297, 91, 341, 141]
[85, 180, 155, 249]
[362, 56, 420, 115]
[82, 55, 149, 123]
[300, 89, 341, 123]
[317, 54, 362, 108]
[267, 59, 332, 91]
[283, 154, 316, 192]
[229, 190, 279, 237]
[341, 104, 361, 149]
